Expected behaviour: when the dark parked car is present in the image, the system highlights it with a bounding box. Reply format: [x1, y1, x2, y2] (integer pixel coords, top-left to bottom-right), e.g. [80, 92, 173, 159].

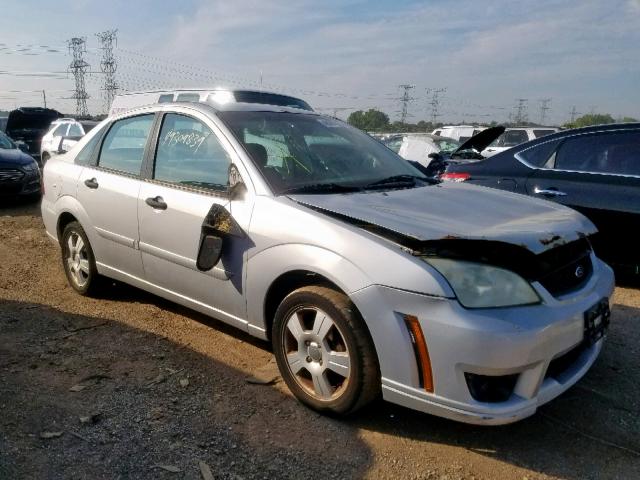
[5, 107, 62, 161]
[0, 130, 41, 199]
[442, 123, 640, 274]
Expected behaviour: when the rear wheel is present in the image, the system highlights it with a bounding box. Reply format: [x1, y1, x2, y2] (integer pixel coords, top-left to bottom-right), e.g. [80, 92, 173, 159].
[61, 221, 99, 296]
[272, 286, 380, 415]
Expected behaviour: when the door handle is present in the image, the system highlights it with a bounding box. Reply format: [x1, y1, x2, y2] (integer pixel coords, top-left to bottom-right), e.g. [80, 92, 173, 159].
[533, 187, 567, 197]
[84, 178, 99, 189]
[145, 196, 167, 210]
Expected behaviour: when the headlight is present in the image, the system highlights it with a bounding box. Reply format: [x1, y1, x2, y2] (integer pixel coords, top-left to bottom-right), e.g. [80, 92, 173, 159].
[423, 258, 540, 308]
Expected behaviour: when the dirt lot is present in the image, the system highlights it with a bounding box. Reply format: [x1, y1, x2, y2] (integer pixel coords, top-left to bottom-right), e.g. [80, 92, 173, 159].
[1, 199, 639, 480]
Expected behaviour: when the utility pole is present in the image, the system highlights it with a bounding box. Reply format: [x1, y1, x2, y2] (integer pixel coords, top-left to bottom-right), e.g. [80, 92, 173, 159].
[426, 87, 446, 125]
[513, 98, 528, 125]
[96, 29, 119, 114]
[42, 90, 47, 108]
[538, 98, 551, 124]
[397, 84, 415, 123]
[569, 106, 580, 123]
[67, 37, 90, 117]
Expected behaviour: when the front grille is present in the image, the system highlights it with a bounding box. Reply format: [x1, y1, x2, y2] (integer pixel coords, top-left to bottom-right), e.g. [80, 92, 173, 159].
[0, 169, 25, 182]
[536, 239, 593, 297]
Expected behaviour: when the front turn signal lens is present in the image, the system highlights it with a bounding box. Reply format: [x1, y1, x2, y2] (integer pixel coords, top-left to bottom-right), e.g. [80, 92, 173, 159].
[403, 314, 434, 393]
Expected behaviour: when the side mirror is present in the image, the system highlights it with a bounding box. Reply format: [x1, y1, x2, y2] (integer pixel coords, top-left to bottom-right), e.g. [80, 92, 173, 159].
[197, 234, 224, 271]
[428, 152, 441, 160]
[196, 203, 244, 271]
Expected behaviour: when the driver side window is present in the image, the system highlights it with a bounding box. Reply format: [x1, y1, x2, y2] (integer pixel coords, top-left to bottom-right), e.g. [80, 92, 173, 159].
[154, 114, 231, 191]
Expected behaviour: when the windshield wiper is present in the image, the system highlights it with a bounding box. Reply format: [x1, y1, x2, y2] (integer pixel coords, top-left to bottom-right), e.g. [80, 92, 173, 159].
[280, 182, 362, 195]
[363, 174, 436, 189]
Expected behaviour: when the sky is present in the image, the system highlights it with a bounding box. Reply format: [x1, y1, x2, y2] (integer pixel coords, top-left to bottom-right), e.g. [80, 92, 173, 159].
[1, 0, 639, 124]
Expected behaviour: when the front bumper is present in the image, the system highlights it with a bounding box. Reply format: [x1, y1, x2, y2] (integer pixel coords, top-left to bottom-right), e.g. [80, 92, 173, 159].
[0, 170, 40, 196]
[351, 255, 615, 425]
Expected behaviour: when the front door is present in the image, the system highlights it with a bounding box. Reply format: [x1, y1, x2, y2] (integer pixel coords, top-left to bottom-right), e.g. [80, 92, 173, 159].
[76, 114, 155, 279]
[137, 112, 254, 328]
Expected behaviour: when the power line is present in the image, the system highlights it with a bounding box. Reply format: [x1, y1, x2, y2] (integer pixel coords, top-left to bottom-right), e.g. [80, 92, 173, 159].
[96, 29, 119, 113]
[539, 98, 551, 124]
[569, 105, 581, 123]
[397, 84, 415, 123]
[513, 98, 528, 124]
[426, 87, 447, 124]
[67, 37, 90, 116]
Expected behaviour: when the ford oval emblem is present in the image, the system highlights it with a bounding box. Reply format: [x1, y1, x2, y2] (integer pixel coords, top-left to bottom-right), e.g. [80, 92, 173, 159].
[575, 265, 585, 278]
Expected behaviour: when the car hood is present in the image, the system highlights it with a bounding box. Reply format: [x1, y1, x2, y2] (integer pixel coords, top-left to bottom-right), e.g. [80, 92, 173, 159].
[289, 182, 597, 255]
[451, 126, 505, 155]
[0, 148, 35, 167]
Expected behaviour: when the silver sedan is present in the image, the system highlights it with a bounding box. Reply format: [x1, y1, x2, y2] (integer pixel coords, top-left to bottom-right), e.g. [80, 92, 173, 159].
[41, 96, 614, 424]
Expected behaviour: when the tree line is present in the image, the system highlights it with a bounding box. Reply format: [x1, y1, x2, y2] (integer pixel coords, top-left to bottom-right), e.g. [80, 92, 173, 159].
[346, 108, 638, 132]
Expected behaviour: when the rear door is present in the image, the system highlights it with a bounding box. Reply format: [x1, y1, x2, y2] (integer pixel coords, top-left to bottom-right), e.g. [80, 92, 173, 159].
[137, 111, 254, 329]
[525, 128, 640, 268]
[76, 113, 155, 279]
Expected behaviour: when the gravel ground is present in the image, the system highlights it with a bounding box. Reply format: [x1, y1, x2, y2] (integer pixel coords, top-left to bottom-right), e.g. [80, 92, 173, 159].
[1, 198, 639, 480]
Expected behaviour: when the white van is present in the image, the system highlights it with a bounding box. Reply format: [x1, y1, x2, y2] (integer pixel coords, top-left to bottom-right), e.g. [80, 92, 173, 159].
[109, 89, 313, 116]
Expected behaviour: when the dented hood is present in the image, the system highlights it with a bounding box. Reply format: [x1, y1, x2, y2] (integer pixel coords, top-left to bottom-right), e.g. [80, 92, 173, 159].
[289, 182, 597, 255]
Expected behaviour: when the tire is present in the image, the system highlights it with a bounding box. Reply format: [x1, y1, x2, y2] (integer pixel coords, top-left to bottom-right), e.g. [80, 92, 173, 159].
[272, 285, 380, 415]
[61, 221, 99, 296]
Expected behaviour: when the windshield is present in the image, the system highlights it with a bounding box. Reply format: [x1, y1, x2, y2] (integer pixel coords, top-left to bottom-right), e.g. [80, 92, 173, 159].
[0, 131, 16, 149]
[220, 111, 427, 194]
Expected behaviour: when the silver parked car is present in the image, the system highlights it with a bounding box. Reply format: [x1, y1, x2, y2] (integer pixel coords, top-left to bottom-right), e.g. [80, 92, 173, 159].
[41, 92, 614, 424]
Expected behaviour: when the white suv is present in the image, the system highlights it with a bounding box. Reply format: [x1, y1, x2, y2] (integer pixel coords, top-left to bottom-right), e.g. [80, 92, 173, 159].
[481, 127, 559, 157]
[40, 119, 98, 164]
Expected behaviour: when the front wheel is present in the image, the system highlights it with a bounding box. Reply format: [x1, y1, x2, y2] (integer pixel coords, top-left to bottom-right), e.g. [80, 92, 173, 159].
[61, 221, 99, 296]
[272, 286, 380, 415]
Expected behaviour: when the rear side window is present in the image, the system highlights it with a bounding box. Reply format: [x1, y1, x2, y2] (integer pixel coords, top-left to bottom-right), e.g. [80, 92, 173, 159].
[555, 130, 640, 175]
[98, 115, 154, 175]
[517, 139, 561, 167]
[154, 114, 231, 191]
[75, 129, 104, 165]
[52, 124, 68, 136]
[533, 129, 556, 138]
[68, 124, 82, 136]
[501, 130, 529, 147]
[176, 93, 200, 102]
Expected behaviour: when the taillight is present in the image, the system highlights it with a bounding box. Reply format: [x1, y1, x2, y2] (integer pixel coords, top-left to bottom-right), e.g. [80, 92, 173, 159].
[440, 172, 470, 182]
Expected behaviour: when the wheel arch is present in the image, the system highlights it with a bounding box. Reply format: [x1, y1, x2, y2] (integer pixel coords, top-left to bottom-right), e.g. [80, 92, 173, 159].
[56, 211, 79, 242]
[245, 244, 373, 341]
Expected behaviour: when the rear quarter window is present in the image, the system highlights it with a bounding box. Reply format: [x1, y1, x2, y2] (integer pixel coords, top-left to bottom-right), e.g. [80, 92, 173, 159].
[516, 139, 561, 168]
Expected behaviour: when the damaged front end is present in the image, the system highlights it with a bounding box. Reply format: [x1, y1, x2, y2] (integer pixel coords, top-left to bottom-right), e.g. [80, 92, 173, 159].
[289, 183, 597, 301]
